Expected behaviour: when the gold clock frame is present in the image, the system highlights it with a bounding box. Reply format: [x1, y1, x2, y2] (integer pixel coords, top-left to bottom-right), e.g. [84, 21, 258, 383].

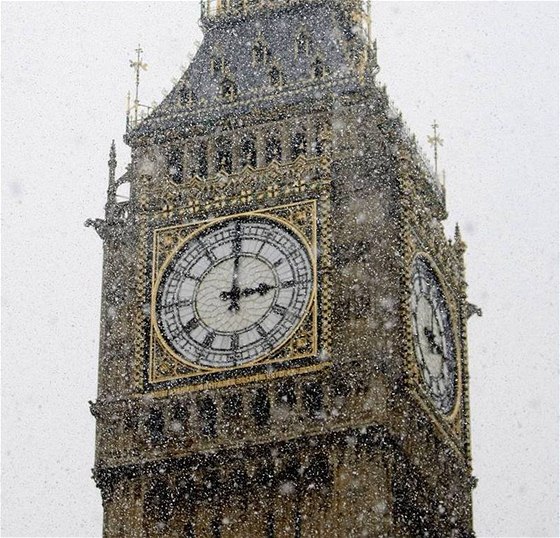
[409, 252, 463, 423]
[401, 239, 469, 458]
[136, 199, 330, 394]
[151, 209, 317, 372]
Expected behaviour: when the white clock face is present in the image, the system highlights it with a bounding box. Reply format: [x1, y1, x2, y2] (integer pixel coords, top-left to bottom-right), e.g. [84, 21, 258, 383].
[155, 216, 314, 368]
[410, 257, 457, 414]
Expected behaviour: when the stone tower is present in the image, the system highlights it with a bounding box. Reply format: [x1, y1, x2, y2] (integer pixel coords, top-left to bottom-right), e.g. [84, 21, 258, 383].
[89, 1, 476, 536]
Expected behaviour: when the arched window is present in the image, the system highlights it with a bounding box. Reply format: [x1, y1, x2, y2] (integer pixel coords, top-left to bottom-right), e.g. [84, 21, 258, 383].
[314, 121, 330, 156]
[253, 39, 266, 65]
[147, 408, 164, 445]
[179, 86, 194, 107]
[312, 57, 326, 79]
[167, 147, 183, 183]
[221, 77, 237, 100]
[268, 65, 282, 87]
[296, 30, 311, 56]
[252, 388, 270, 427]
[303, 382, 323, 418]
[211, 54, 224, 75]
[240, 135, 257, 168]
[216, 137, 232, 174]
[265, 134, 282, 164]
[291, 130, 307, 159]
[198, 397, 217, 437]
[195, 141, 208, 179]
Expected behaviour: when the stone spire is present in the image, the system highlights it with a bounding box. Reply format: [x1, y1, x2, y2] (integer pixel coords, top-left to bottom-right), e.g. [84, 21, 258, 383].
[105, 140, 117, 220]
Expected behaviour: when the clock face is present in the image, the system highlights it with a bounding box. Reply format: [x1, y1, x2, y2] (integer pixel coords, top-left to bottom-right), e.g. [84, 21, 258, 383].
[154, 215, 314, 369]
[410, 256, 457, 414]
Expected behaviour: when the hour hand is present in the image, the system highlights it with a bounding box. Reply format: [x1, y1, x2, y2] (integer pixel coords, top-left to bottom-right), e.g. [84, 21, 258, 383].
[241, 282, 275, 297]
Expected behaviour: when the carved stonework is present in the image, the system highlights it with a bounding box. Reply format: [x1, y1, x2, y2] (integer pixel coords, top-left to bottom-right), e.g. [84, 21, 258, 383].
[92, 0, 475, 535]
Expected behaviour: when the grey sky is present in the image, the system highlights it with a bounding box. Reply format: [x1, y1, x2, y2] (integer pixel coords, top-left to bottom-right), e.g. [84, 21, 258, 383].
[1, 2, 558, 537]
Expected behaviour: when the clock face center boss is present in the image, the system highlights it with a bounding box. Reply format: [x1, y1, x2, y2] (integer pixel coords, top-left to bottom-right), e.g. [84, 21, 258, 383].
[154, 215, 314, 369]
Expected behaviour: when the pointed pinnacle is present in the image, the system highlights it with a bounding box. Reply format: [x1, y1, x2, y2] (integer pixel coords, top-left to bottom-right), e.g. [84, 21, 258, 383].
[454, 222, 466, 252]
[108, 140, 117, 172]
[454, 222, 461, 242]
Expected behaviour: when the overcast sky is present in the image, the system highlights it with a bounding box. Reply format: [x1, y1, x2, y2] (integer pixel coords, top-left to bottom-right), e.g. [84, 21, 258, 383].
[1, 2, 558, 537]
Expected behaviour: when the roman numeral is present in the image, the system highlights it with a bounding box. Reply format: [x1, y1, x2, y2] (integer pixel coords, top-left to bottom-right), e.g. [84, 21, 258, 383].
[202, 332, 215, 349]
[230, 333, 239, 351]
[162, 299, 192, 313]
[280, 278, 310, 289]
[272, 304, 286, 316]
[255, 324, 267, 337]
[273, 258, 283, 268]
[197, 238, 216, 262]
[183, 318, 199, 333]
[232, 221, 242, 254]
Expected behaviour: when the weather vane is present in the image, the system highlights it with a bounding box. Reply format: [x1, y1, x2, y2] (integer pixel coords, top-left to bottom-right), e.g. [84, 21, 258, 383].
[128, 44, 148, 127]
[427, 120, 444, 179]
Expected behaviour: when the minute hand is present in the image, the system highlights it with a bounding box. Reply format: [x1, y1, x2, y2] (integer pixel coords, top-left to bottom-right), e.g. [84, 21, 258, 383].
[228, 224, 242, 311]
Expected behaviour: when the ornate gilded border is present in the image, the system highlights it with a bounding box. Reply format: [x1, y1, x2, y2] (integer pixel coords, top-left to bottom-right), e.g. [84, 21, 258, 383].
[396, 152, 470, 457]
[134, 194, 333, 394]
[401, 224, 469, 456]
[408, 252, 463, 423]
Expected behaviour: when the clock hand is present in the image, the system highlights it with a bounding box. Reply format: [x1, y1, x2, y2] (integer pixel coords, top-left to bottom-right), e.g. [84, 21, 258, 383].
[227, 221, 242, 312]
[221, 282, 275, 302]
[424, 326, 436, 347]
[424, 326, 444, 357]
[240, 282, 276, 297]
[431, 312, 447, 359]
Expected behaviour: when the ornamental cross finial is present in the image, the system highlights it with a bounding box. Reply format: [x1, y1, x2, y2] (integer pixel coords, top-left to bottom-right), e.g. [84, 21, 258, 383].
[427, 120, 444, 178]
[129, 44, 148, 126]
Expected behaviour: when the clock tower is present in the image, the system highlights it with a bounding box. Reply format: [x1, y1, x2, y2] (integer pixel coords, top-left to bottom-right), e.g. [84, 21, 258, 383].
[89, 1, 477, 536]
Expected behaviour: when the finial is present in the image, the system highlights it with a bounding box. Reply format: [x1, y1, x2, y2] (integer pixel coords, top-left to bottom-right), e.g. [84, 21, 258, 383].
[454, 222, 461, 242]
[427, 120, 444, 179]
[109, 139, 116, 162]
[126, 91, 131, 131]
[366, 0, 372, 44]
[129, 45, 148, 127]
